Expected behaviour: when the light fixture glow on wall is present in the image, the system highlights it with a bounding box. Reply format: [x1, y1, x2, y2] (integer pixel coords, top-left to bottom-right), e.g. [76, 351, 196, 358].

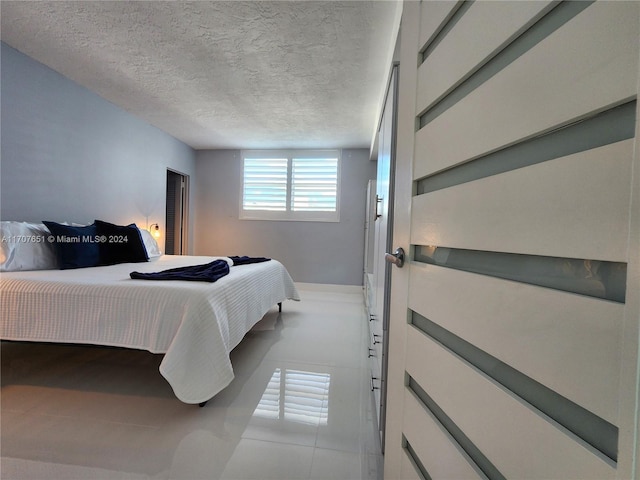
[149, 223, 161, 238]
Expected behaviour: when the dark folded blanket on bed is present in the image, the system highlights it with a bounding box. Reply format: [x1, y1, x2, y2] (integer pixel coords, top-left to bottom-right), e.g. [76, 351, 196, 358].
[130, 259, 230, 282]
[229, 256, 271, 265]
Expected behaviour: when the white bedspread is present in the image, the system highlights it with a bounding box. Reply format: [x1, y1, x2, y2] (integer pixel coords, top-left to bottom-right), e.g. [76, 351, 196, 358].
[0, 255, 300, 403]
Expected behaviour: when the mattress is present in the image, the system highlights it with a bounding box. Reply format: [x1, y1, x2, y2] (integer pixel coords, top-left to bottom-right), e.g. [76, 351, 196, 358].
[0, 255, 300, 403]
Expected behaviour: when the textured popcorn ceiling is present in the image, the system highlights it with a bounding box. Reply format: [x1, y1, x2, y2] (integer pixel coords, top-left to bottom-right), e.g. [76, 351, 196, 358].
[0, 1, 401, 150]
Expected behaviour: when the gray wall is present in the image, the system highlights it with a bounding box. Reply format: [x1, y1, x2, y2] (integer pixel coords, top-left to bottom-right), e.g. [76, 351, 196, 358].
[0, 43, 196, 253]
[195, 149, 376, 285]
[0, 42, 376, 282]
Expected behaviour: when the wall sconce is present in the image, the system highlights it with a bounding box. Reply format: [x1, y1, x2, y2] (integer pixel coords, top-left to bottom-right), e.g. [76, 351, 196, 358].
[149, 223, 161, 238]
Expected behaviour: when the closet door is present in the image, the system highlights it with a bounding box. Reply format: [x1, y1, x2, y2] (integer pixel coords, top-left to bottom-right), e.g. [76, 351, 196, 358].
[370, 66, 397, 446]
[385, 2, 640, 479]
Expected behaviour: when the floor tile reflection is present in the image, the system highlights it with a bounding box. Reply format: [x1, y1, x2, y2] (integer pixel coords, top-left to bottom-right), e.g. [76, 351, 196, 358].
[1, 284, 383, 480]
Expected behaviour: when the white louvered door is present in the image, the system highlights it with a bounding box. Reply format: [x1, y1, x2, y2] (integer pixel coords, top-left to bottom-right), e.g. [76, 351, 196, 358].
[385, 2, 640, 479]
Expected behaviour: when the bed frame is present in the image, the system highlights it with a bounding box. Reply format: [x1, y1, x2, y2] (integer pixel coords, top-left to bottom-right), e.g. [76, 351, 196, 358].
[1, 256, 299, 404]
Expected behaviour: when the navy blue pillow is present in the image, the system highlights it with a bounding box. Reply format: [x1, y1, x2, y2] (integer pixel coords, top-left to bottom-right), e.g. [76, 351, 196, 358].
[42, 221, 100, 270]
[94, 220, 148, 265]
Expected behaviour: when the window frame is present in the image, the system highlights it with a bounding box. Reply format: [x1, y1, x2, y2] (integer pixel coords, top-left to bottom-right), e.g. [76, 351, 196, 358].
[240, 149, 341, 222]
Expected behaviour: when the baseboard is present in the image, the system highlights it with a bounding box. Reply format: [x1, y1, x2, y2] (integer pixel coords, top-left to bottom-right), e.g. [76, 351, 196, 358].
[295, 282, 364, 294]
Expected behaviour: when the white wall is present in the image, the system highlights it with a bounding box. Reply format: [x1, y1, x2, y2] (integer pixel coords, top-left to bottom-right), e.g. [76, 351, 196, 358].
[0, 43, 197, 253]
[194, 149, 376, 285]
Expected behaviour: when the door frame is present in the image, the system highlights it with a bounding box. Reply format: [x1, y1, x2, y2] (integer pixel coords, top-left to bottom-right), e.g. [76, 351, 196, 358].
[165, 168, 189, 255]
[379, 63, 399, 453]
[383, 3, 419, 474]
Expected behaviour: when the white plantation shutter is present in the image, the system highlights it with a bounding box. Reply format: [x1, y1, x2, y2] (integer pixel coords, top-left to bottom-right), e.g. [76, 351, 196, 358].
[253, 368, 282, 420]
[253, 368, 330, 426]
[283, 370, 330, 425]
[242, 158, 288, 211]
[241, 150, 340, 221]
[292, 157, 338, 212]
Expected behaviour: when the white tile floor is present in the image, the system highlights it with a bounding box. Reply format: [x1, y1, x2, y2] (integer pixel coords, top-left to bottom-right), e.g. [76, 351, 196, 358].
[1, 284, 384, 480]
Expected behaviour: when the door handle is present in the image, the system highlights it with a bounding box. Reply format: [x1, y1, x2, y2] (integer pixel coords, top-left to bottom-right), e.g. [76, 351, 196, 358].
[371, 376, 380, 391]
[385, 247, 405, 268]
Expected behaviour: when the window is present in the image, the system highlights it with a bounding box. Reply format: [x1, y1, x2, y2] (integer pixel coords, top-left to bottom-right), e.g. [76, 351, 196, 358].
[241, 150, 340, 221]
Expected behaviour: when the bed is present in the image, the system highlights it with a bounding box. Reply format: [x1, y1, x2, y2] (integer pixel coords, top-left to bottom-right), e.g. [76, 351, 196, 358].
[0, 221, 300, 404]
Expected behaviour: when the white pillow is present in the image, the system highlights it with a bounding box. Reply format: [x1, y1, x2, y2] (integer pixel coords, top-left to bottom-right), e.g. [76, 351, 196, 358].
[0, 221, 59, 271]
[138, 227, 162, 258]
